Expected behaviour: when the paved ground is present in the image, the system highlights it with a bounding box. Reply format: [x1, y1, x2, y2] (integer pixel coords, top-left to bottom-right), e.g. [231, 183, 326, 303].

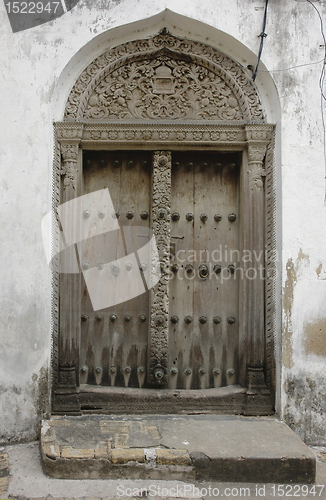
[0, 442, 325, 500]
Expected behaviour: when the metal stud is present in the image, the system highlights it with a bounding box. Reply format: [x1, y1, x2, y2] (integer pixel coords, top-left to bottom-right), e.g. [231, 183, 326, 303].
[199, 367, 206, 375]
[186, 162, 194, 170]
[86, 159, 91, 167]
[213, 368, 221, 375]
[199, 264, 209, 279]
[139, 314, 147, 322]
[213, 316, 221, 324]
[98, 211, 105, 219]
[171, 263, 179, 273]
[140, 211, 149, 220]
[123, 366, 131, 374]
[228, 264, 235, 274]
[184, 367, 192, 375]
[125, 262, 133, 271]
[200, 162, 208, 171]
[109, 366, 117, 374]
[142, 160, 149, 169]
[199, 316, 207, 324]
[80, 365, 88, 373]
[139, 263, 148, 272]
[170, 367, 178, 375]
[127, 160, 135, 169]
[154, 368, 165, 380]
[95, 367, 102, 374]
[171, 212, 180, 221]
[99, 159, 107, 168]
[81, 314, 89, 322]
[110, 262, 120, 276]
[227, 368, 235, 376]
[97, 262, 104, 270]
[227, 316, 236, 324]
[159, 156, 168, 166]
[228, 213, 237, 222]
[173, 162, 180, 169]
[113, 159, 121, 168]
[126, 210, 134, 219]
[83, 210, 91, 219]
[82, 262, 89, 270]
[214, 162, 222, 170]
[171, 315, 179, 324]
[200, 213, 208, 223]
[157, 208, 167, 219]
[214, 214, 222, 222]
[138, 366, 145, 374]
[112, 210, 120, 219]
[96, 314, 103, 322]
[186, 213, 194, 221]
[213, 264, 222, 274]
[124, 314, 132, 322]
[185, 264, 194, 274]
[184, 316, 192, 324]
[155, 315, 166, 327]
[110, 314, 117, 322]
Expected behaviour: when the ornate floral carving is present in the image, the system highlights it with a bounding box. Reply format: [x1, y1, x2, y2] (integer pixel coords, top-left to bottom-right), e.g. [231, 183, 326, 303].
[64, 32, 265, 123]
[60, 142, 80, 190]
[148, 152, 171, 386]
[248, 163, 266, 191]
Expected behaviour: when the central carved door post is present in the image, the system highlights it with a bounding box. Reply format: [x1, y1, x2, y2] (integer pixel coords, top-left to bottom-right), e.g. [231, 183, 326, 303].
[244, 125, 273, 414]
[148, 151, 171, 386]
[54, 124, 83, 413]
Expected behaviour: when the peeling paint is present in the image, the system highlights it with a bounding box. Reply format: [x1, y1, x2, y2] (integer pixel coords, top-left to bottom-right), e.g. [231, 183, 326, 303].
[304, 318, 326, 358]
[282, 258, 296, 369]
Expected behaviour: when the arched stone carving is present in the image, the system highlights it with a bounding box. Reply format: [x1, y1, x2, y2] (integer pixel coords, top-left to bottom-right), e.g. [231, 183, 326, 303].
[64, 31, 265, 123]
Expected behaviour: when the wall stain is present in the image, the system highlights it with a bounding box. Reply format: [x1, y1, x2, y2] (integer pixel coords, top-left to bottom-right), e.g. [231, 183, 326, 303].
[304, 318, 326, 357]
[282, 249, 310, 369]
[316, 262, 323, 278]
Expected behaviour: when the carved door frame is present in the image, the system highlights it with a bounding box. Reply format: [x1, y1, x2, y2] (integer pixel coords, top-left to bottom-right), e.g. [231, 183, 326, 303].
[51, 32, 277, 416]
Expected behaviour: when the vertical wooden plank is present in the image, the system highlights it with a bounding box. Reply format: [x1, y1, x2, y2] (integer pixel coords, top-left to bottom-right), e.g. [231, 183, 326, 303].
[169, 154, 194, 389]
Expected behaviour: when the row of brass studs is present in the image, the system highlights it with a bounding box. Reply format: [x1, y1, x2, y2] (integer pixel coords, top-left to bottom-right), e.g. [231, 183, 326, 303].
[171, 263, 235, 276]
[86, 159, 150, 169]
[83, 210, 149, 220]
[81, 314, 147, 322]
[80, 365, 235, 376]
[80, 365, 146, 375]
[170, 367, 235, 376]
[173, 162, 237, 171]
[171, 212, 237, 222]
[171, 315, 236, 325]
[81, 262, 149, 273]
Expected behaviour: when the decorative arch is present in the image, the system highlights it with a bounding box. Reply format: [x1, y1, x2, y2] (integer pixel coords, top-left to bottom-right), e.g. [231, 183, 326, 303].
[64, 30, 265, 124]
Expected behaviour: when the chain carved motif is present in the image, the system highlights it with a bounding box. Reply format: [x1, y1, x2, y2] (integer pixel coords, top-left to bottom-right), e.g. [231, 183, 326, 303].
[148, 151, 171, 386]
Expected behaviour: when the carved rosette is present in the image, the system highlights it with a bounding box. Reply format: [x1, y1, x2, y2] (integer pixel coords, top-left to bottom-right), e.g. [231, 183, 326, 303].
[148, 151, 171, 386]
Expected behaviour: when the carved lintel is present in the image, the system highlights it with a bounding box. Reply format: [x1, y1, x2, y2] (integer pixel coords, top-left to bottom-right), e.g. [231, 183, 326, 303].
[148, 151, 171, 386]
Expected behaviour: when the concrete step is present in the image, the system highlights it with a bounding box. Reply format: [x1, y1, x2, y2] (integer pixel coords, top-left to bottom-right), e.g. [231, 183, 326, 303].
[41, 415, 316, 483]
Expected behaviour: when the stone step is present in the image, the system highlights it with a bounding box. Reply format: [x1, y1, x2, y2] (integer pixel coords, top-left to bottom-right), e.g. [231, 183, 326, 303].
[41, 415, 315, 483]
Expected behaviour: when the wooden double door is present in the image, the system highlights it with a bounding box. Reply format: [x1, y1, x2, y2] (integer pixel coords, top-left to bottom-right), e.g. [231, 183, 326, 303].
[79, 150, 240, 392]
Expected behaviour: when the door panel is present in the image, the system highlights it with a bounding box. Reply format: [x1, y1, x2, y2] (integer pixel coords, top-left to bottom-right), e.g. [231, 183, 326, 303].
[169, 152, 240, 389]
[80, 151, 151, 388]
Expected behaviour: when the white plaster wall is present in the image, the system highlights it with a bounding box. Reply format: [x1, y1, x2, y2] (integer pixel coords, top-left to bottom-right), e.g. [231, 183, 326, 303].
[0, 0, 325, 444]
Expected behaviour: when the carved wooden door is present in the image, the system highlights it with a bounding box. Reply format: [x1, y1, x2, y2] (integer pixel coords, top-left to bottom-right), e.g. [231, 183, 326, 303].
[169, 152, 240, 390]
[79, 150, 152, 388]
[78, 149, 240, 392]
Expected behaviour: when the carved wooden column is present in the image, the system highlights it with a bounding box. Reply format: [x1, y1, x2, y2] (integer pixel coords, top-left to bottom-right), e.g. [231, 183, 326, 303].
[244, 125, 273, 414]
[54, 124, 83, 413]
[148, 151, 171, 386]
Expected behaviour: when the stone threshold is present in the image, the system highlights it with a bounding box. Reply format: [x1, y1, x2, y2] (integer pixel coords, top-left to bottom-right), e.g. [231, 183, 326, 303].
[40, 415, 316, 483]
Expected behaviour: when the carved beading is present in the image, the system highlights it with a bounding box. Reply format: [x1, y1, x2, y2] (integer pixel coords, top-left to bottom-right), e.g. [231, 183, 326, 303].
[148, 151, 171, 386]
[64, 33, 265, 123]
